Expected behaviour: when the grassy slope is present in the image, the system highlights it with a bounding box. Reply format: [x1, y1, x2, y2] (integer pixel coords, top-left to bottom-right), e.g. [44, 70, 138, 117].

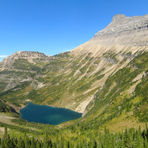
[77, 51, 148, 132]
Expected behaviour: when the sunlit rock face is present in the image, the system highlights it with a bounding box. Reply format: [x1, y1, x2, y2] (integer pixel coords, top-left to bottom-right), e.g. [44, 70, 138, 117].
[72, 14, 148, 56]
[93, 14, 148, 46]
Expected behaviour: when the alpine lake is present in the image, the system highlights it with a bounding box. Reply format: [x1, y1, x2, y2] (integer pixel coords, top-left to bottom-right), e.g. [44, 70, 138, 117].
[20, 102, 82, 125]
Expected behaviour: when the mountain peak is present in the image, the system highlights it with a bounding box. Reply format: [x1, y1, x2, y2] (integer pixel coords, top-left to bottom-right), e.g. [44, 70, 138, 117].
[0, 51, 50, 70]
[92, 14, 148, 47]
[112, 14, 126, 22]
[13, 51, 46, 57]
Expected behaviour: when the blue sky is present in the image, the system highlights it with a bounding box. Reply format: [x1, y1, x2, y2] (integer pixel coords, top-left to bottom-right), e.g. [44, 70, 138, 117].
[0, 0, 148, 61]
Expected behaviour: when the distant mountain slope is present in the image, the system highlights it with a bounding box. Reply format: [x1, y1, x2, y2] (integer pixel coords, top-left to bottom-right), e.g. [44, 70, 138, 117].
[0, 14, 148, 131]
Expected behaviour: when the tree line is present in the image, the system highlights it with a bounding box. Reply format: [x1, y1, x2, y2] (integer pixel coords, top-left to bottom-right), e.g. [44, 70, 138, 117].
[1, 125, 148, 148]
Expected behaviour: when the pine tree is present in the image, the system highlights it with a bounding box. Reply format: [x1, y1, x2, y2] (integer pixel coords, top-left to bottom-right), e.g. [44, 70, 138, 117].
[123, 128, 133, 147]
[134, 129, 143, 148]
[112, 134, 116, 148]
[144, 137, 148, 148]
[49, 139, 52, 148]
[60, 135, 64, 148]
[66, 141, 70, 148]
[44, 131, 49, 148]
[17, 137, 25, 148]
[97, 132, 103, 148]
[12, 137, 18, 147]
[97, 142, 102, 148]
[7, 134, 15, 148]
[1, 140, 5, 148]
[31, 137, 36, 148]
[2, 127, 8, 148]
[76, 139, 81, 148]
[52, 142, 57, 148]
[24, 134, 31, 148]
[36, 139, 41, 148]
[82, 138, 88, 148]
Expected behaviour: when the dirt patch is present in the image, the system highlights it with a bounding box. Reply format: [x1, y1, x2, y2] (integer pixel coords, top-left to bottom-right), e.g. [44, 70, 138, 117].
[75, 95, 94, 113]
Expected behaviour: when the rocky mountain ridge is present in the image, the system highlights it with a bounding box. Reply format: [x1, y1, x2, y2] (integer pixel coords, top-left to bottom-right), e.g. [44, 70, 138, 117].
[94, 14, 148, 38]
[72, 14, 148, 57]
[0, 51, 51, 70]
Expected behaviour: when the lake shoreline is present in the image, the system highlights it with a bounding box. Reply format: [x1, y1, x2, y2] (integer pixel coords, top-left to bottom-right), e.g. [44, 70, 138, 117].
[20, 102, 82, 125]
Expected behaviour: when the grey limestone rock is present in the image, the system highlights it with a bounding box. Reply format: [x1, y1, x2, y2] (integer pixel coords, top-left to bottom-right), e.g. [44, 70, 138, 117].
[112, 14, 126, 22]
[94, 14, 148, 38]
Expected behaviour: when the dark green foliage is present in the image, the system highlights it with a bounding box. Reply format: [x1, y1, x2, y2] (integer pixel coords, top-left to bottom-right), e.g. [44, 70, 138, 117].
[1, 125, 148, 148]
[0, 101, 16, 113]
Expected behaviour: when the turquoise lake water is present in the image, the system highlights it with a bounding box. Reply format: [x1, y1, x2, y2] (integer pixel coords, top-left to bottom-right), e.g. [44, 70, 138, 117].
[20, 103, 82, 125]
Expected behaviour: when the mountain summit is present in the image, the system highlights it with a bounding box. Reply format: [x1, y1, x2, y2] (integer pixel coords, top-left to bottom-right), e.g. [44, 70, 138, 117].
[112, 14, 126, 21]
[0, 51, 50, 70]
[72, 14, 148, 56]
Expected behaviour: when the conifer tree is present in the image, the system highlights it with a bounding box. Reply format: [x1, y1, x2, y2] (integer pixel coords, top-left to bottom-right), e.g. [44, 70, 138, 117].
[12, 137, 18, 147]
[44, 131, 50, 148]
[98, 132, 103, 148]
[112, 134, 116, 148]
[36, 139, 41, 148]
[134, 129, 143, 148]
[31, 137, 36, 148]
[1, 139, 4, 148]
[123, 128, 133, 147]
[7, 134, 15, 148]
[52, 142, 57, 148]
[17, 137, 25, 148]
[49, 139, 52, 148]
[97, 142, 102, 148]
[82, 138, 88, 148]
[24, 134, 31, 148]
[121, 137, 125, 148]
[11, 137, 18, 147]
[60, 135, 64, 148]
[144, 137, 148, 148]
[1, 127, 8, 148]
[66, 141, 70, 148]
[76, 139, 81, 148]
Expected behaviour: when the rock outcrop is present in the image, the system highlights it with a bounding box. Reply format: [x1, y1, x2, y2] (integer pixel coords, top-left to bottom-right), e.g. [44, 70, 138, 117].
[94, 14, 148, 38]
[0, 51, 51, 69]
[93, 14, 148, 47]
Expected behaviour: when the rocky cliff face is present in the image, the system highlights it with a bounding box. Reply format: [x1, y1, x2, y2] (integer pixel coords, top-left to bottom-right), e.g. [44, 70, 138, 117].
[94, 14, 148, 39]
[72, 14, 148, 56]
